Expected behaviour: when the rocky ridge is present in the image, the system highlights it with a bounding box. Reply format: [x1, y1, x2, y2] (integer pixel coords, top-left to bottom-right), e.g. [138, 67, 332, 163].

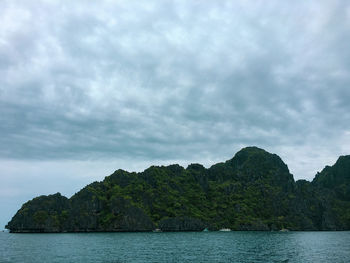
[6, 147, 350, 232]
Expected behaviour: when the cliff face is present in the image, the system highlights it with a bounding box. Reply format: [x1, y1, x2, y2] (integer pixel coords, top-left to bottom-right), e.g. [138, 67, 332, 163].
[6, 193, 70, 233]
[6, 147, 350, 232]
[310, 155, 350, 230]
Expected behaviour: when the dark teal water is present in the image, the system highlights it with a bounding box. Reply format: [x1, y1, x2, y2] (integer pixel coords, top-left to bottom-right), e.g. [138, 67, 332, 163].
[1, 231, 350, 263]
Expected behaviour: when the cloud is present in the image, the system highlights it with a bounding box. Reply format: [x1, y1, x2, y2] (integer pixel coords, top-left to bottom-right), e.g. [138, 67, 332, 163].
[1, 0, 350, 180]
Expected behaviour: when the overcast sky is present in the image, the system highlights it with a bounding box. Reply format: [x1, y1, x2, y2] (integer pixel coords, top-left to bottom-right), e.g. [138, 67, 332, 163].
[1, 0, 350, 229]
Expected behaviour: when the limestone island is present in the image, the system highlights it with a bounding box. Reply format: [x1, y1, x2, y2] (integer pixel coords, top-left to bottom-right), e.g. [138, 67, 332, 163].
[6, 147, 350, 233]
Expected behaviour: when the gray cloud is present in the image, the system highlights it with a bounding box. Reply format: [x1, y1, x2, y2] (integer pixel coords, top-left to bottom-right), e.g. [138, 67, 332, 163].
[1, 0, 350, 228]
[1, 0, 350, 163]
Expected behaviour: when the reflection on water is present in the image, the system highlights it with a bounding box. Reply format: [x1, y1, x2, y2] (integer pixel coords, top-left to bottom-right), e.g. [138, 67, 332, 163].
[1, 231, 350, 263]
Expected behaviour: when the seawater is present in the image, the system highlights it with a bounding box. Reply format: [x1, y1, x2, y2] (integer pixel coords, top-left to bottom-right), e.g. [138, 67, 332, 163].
[1, 231, 350, 263]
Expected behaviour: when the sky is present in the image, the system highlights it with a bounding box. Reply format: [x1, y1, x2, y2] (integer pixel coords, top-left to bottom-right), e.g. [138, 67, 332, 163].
[1, 0, 350, 229]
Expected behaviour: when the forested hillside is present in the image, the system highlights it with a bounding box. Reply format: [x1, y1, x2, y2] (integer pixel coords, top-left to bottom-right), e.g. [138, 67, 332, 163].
[6, 147, 350, 232]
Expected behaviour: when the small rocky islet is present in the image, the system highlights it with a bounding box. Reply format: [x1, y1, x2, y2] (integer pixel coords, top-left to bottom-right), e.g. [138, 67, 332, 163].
[6, 147, 350, 233]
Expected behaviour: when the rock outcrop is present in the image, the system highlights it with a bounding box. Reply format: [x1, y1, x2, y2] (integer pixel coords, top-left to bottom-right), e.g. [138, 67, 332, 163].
[6, 193, 70, 233]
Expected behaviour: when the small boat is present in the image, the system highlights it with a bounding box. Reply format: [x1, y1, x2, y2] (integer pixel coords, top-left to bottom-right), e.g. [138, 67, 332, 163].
[203, 228, 209, 232]
[153, 228, 162, 232]
[279, 228, 289, 232]
[219, 228, 231, 232]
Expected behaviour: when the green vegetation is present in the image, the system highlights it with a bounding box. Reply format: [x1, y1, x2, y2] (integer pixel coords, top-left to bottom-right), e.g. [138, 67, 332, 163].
[6, 147, 350, 232]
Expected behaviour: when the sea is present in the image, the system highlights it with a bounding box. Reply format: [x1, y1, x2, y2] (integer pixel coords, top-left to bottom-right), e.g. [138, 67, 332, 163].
[1, 231, 350, 263]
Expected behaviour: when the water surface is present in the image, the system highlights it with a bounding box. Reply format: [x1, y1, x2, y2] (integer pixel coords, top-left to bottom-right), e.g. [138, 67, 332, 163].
[1, 231, 349, 262]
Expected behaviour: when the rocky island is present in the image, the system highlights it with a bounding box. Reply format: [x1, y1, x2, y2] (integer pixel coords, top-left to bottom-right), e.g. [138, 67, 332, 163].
[6, 147, 350, 232]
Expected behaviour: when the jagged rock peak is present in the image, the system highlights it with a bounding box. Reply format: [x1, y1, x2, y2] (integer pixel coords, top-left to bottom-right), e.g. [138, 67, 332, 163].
[228, 146, 289, 171]
[313, 154, 350, 187]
